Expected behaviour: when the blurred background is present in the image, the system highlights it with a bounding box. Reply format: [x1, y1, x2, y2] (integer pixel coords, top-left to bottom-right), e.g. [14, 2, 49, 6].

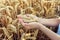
[0, 0, 60, 40]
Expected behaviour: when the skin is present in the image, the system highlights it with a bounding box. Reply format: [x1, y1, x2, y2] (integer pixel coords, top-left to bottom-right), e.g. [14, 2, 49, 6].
[22, 22, 60, 40]
[18, 15, 60, 40]
[24, 22, 60, 40]
[38, 18, 60, 27]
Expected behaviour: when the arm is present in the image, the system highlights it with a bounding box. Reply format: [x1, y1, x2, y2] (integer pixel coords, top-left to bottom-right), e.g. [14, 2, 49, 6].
[38, 18, 60, 27]
[18, 18, 60, 40]
[17, 14, 60, 27]
[22, 22, 60, 40]
[37, 23, 60, 40]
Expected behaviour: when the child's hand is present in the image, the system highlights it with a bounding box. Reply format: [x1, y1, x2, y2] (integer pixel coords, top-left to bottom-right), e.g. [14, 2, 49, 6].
[23, 22, 39, 29]
[17, 15, 39, 29]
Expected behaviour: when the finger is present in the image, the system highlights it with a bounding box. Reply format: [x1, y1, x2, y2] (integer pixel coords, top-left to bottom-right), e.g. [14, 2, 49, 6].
[26, 14, 30, 17]
[24, 26, 31, 29]
[23, 23, 29, 27]
[17, 15, 30, 26]
[17, 15, 25, 26]
[19, 19, 28, 26]
[17, 15, 21, 18]
[17, 16, 24, 22]
[19, 19, 25, 26]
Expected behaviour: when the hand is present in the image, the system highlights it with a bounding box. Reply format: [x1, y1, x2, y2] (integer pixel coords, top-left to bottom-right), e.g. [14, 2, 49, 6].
[18, 18, 39, 29]
[26, 14, 39, 20]
[17, 15, 39, 29]
[22, 22, 39, 29]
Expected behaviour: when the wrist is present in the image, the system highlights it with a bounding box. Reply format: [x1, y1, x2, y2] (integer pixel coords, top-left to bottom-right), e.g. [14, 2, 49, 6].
[36, 23, 45, 29]
[37, 18, 40, 22]
[37, 18, 43, 23]
[36, 23, 41, 29]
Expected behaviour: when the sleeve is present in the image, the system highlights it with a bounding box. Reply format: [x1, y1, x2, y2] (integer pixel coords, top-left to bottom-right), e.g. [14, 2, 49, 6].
[57, 24, 60, 35]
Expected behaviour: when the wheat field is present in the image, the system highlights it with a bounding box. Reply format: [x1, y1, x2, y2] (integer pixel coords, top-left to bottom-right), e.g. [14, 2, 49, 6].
[0, 0, 60, 40]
